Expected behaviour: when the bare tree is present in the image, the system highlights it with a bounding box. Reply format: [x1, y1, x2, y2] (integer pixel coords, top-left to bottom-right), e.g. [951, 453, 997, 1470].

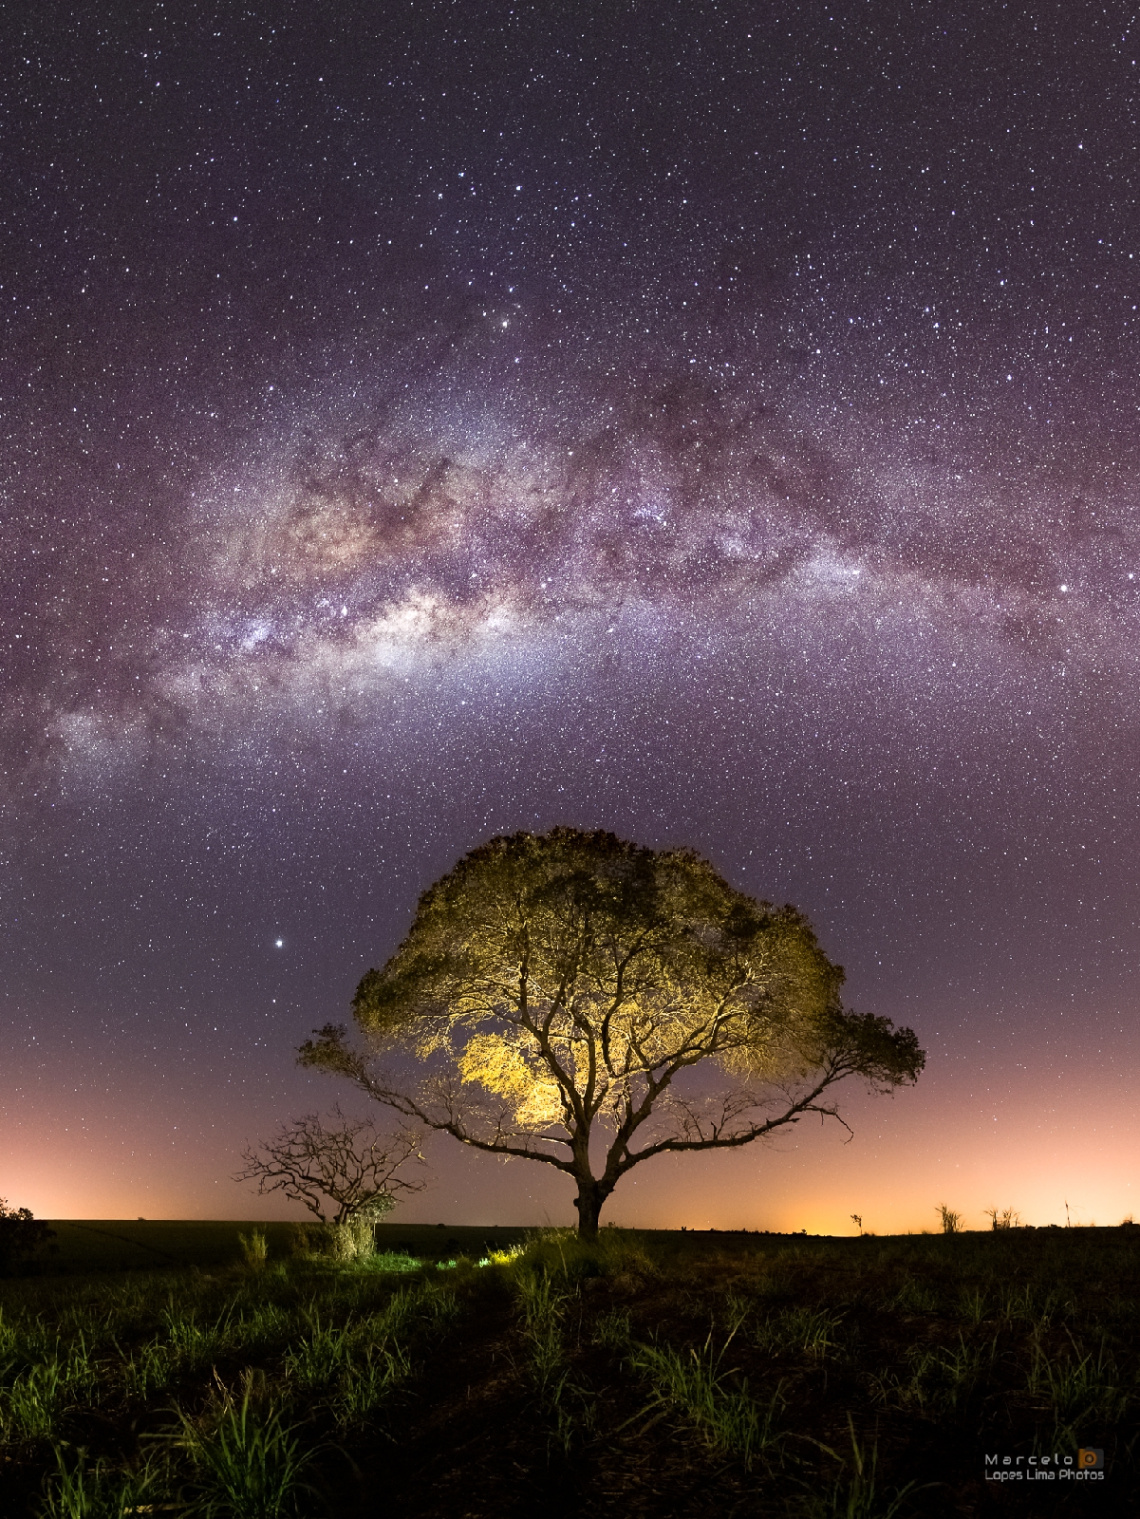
[234, 1107, 426, 1224]
[300, 828, 924, 1239]
[936, 1203, 962, 1234]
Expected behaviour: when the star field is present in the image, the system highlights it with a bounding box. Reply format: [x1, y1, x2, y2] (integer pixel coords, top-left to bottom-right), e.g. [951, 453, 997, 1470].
[2, 2, 1138, 1230]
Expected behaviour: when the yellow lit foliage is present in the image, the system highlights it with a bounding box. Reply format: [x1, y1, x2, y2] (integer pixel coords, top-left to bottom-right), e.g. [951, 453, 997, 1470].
[351, 828, 847, 1134]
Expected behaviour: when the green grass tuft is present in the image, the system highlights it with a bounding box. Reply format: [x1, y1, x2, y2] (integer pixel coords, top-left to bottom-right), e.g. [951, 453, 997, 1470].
[629, 1330, 785, 1470]
[174, 1385, 315, 1519]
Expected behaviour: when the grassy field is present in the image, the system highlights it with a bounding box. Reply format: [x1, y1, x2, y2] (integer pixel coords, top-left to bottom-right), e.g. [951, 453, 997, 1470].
[0, 1224, 1135, 1516]
[41, 1222, 534, 1274]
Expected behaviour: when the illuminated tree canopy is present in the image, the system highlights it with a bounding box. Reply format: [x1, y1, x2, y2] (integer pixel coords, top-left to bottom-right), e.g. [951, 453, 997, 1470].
[300, 828, 924, 1237]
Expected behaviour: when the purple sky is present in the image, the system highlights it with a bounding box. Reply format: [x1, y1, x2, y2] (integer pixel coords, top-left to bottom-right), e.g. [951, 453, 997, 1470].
[3, 2, 1138, 1231]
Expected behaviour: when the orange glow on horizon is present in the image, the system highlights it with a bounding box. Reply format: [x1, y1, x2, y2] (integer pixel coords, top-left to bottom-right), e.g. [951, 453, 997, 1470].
[6, 1048, 1136, 1234]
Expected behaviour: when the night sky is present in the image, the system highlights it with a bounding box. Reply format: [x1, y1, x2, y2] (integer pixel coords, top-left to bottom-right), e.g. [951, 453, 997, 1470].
[3, 2, 1138, 1234]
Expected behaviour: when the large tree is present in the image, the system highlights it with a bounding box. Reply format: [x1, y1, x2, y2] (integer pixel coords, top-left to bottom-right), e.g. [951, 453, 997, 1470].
[300, 828, 924, 1239]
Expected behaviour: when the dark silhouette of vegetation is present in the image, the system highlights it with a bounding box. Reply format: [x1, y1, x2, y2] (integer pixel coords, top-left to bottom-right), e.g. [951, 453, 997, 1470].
[0, 1201, 55, 1276]
[984, 1206, 1021, 1231]
[299, 828, 924, 1238]
[3, 1225, 1137, 1516]
[234, 1107, 425, 1225]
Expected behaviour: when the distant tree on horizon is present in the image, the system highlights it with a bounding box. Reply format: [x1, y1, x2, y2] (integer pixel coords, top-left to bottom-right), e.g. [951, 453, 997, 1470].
[234, 1106, 426, 1225]
[300, 828, 924, 1239]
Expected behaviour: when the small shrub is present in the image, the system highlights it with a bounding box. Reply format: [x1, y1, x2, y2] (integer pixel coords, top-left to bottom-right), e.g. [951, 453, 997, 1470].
[0, 1202, 55, 1277]
[238, 1230, 270, 1273]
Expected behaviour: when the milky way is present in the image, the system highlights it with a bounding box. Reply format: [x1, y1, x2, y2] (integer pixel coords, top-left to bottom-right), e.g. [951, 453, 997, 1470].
[3, 3, 1139, 1228]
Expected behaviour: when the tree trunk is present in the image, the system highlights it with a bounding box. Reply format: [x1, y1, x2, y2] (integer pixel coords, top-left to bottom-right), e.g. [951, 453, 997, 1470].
[572, 1175, 610, 1241]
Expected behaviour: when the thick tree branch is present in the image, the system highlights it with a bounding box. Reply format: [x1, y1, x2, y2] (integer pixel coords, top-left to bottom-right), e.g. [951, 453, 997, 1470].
[617, 1070, 854, 1172]
[298, 1025, 577, 1173]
